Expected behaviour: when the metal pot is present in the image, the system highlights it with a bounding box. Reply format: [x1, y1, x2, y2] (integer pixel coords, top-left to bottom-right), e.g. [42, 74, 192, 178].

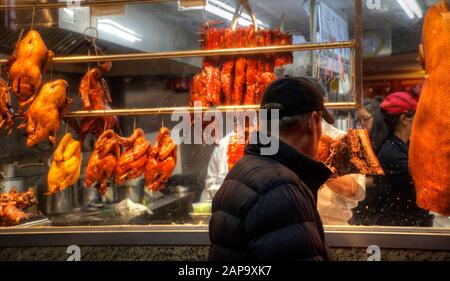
[113, 178, 144, 204]
[0, 177, 26, 193]
[44, 187, 73, 215]
[0, 162, 45, 179]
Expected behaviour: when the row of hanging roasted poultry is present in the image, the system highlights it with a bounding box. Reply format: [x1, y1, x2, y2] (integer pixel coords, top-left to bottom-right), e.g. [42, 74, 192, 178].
[0, 29, 119, 145]
[0, 29, 177, 198]
[189, 23, 293, 107]
[48, 127, 177, 196]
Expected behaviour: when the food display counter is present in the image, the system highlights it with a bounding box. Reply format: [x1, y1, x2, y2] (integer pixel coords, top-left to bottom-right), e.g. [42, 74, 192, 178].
[0, 0, 449, 261]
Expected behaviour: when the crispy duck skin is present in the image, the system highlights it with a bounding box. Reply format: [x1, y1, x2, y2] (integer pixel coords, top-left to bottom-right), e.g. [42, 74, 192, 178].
[145, 127, 177, 191]
[244, 26, 258, 105]
[206, 66, 221, 106]
[190, 22, 222, 107]
[79, 58, 120, 142]
[220, 27, 235, 105]
[189, 72, 209, 107]
[0, 77, 14, 134]
[317, 129, 384, 178]
[115, 128, 151, 184]
[274, 30, 293, 67]
[233, 27, 247, 105]
[202, 21, 224, 68]
[410, 0, 450, 215]
[47, 133, 82, 195]
[0, 187, 37, 226]
[255, 29, 277, 104]
[6, 30, 54, 114]
[85, 129, 121, 195]
[17, 79, 72, 147]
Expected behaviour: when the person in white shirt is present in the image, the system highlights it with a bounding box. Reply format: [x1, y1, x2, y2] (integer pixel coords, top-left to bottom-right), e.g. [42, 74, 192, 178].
[201, 122, 366, 225]
[200, 133, 233, 202]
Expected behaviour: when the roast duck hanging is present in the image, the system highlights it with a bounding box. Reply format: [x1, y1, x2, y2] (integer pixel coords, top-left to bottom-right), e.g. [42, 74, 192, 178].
[115, 128, 151, 185]
[85, 129, 121, 195]
[79, 45, 120, 142]
[409, 0, 450, 215]
[18, 79, 72, 147]
[5, 30, 54, 114]
[145, 127, 177, 191]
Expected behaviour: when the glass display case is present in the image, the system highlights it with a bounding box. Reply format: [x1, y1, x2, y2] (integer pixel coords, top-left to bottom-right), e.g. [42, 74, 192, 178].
[0, 0, 449, 259]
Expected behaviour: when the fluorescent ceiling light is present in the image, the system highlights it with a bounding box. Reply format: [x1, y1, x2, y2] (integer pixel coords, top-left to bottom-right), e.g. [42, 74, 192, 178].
[397, 0, 415, 19]
[63, 8, 74, 17]
[205, 4, 255, 27]
[98, 19, 142, 43]
[208, 0, 268, 28]
[178, 0, 269, 29]
[405, 0, 423, 18]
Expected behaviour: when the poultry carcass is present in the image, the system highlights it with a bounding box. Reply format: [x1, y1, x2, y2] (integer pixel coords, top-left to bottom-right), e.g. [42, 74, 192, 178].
[0, 77, 14, 134]
[115, 128, 151, 185]
[220, 27, 235, 105]
[202, 21, 224, 68]
[274, 30, 294, 67]
[6, 30, 54, 113]
[79, 59, 120, 142]
[18, 79, 72, 147]
[85, 129, 121, 195]
[255, 29, 277, 104]
[233, 27, 247, 105]
[244, 25, 258, 105]
[0, 187, 37, 226]
[317, 129, 384, 178]
[145, 127, 177, 191]
[47, 133, 82, 195]
[410, 0, 450, 215]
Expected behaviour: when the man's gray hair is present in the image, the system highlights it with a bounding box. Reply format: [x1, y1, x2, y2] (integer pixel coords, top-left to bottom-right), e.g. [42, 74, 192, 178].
[279, 112, 312, 132]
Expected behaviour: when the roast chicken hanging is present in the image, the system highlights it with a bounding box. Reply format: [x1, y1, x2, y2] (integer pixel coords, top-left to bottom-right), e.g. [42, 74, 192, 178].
[18, 79, 72, 147]
[79, 50, 120, 142]
[0, 187, 37, 226]
[410, 0, 450, 215]
[145, 127, 177, 191]
[317, 129, 384, 178]
[5, 30, 54, 114]
[85, 129, 121, 195]
[115, 128, 151, 185]
[47, 133, 82, 195]
[0, 77, 14, 134]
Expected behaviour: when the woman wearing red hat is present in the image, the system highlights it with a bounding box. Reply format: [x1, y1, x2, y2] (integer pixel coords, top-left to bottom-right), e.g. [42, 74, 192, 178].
[351, 92, 433, 226]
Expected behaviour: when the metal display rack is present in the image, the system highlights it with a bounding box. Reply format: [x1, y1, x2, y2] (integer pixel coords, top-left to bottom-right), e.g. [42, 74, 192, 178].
[0, 0, 363, 118]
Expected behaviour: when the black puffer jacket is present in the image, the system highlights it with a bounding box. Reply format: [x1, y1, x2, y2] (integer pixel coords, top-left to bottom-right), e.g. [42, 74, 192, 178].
[209, 136, 333, 261]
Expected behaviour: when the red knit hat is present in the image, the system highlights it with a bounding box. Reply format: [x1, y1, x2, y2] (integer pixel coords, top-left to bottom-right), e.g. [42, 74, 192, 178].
[381, 92, 417, 115]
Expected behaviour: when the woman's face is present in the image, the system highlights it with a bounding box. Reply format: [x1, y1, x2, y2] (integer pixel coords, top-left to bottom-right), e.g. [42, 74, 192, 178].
[356, 108, 374, 131]
[403, 113, 415, 140]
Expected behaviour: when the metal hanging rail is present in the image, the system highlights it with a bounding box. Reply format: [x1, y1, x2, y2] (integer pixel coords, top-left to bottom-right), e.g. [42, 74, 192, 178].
[0, 41, 355, 64]
[62, 102, 357, 118]
[0, 0, 176, 10]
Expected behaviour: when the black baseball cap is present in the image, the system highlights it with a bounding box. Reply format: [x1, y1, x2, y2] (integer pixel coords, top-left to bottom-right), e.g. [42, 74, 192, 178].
[260, 77, 335, 124]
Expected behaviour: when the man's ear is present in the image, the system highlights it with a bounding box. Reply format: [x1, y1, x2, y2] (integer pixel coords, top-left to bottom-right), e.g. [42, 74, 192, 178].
[308, 112, 321, 134]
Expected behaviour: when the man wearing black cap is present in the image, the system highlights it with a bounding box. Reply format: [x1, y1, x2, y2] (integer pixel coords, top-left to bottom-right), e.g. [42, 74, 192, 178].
[209, 77, 334, 261]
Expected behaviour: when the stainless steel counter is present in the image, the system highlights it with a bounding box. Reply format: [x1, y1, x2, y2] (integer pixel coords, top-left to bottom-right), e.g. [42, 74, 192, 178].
[0, 225, 449, 251]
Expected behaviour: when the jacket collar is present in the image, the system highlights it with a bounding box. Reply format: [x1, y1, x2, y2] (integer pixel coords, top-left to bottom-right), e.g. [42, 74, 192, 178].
[245, 133, 332, 195]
